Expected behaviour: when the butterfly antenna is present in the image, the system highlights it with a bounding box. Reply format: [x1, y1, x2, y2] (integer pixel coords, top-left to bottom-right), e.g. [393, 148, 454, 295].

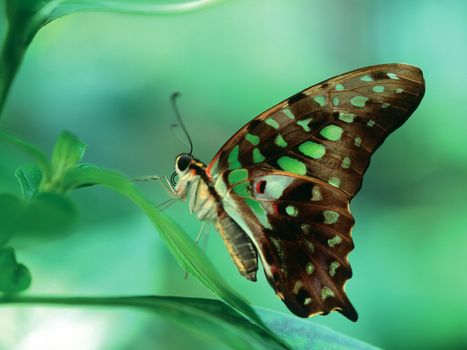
[171, 92, 193, 155]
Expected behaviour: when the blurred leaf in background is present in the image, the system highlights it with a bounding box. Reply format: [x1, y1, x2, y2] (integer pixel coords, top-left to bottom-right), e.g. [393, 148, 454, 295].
[0, 0, 467, 349]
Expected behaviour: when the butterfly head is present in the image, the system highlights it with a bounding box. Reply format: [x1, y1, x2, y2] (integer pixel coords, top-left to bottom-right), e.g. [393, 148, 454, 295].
[173, 153, 208, 200]
[175, 153, 193, 175]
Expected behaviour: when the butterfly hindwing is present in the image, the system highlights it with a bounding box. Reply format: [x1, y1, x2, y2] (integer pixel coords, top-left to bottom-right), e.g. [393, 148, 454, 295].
[220, 168, 357, 320]
[208, 63, 425, 198]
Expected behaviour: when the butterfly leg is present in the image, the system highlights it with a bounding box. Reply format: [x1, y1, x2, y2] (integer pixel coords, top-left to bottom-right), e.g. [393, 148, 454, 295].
[184, 222, 209, 279]
[194, 221, 207, 244]
[132, 175, 177, 197]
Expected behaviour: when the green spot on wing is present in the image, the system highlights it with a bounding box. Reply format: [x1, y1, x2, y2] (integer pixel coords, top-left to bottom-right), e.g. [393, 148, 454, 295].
[305, 241, 315, 254]
[265, 118, 279, 129]
[354, 137, 362, 147]
[297, 118, 313, 132]
[341, 157, 351, 169]
[293, 280, 303, 294]
[306, 263, 315, 275]
[372, 85, 385, 93]
[311, 186, 322, 201]
[285, 205, 298, 217]
[228, 145, 241, 169]
[245, 133, 260, 146]
[252, 148, 265, 163]
[350, 95, 369, 108]
[329, 261, 340, 277]
[395, 88, 404, 94]
[228, 169, 248, 184]
[332, 97, 340, 106]
[274, 134, 288, 148]
[387, 72, 399, 80]
[323, 210, 339, 224]
[360, 74, 373, 82]
[313, 95, 326, 107]
[335, 84, 344, 91]
[277, 156, 306, 175]
[327, 235, 342, 247]
[321, 286, 335, 300]
[381, 102, 390, 109]
[320, 125, 343, 141]
[283, 108, 295, 120]
[233, 182, 250, 197]
[298, 141, 325, 159]
[338, 112, 356, 123]
[328, 177, 341, 188]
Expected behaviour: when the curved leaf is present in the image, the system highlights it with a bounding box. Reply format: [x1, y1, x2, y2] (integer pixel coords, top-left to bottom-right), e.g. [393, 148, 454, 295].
[38, 0, 227, 26]
[62, 164, 285, 346]
[0, 131, 51, 177]
[15, 164, 43, 198]
[0, 295, 286, 350]
[0, 296, 377, 349]
[51, 130, 87, 174]
[256, 307, 380, 350]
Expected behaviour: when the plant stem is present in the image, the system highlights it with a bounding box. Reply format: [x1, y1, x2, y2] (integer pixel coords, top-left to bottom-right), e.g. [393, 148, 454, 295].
[0, 294, 169, 308]
[0, 25, 26, 117]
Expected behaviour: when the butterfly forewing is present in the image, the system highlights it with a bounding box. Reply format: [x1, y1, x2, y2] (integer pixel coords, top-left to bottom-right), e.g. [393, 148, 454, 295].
[205, 64, 425, 321]
[208, 63, 425, 199]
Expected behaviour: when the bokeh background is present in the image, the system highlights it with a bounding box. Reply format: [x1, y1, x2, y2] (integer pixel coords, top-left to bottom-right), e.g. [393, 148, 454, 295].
[1, 0, 466, 349]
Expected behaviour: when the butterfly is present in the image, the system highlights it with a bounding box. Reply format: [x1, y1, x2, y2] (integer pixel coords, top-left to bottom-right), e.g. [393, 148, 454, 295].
[172, 64, 425, 321]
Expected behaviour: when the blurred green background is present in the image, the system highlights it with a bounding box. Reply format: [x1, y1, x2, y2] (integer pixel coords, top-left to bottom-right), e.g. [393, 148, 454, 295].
[1, 0, 466, 349]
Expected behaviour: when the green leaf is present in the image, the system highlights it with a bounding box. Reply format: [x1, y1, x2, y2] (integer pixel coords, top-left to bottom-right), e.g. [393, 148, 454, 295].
[0, 194, 26, 246]
[0, 296, 378, 349]
[42, 130, 88, 191]
[0, 192, 76, 244]
[0, 247, 32, 293]
[15, 164, 43, 198]
[51, 130, 87, 174]
[15, 192, 77, 239]
[0, 131, 51, 178]
[0, 295, 288, 350]
[38, 0, 228, 25]
[62, 164, 287, 347]
[256, 307, 379, 350]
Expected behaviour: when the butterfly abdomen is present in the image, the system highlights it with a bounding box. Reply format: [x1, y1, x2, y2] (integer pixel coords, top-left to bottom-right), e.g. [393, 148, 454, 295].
[216, 212, 258, 281]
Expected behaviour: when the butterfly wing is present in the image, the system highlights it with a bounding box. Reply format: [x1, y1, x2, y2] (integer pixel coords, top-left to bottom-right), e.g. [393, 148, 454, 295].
[220, 168, 357, 320]
[208, 63, 425, 199]
[207, 64, 425, 320]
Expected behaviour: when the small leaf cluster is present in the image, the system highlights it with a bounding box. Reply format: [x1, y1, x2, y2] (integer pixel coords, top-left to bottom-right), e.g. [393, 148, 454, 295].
[0, 131, 85, 293]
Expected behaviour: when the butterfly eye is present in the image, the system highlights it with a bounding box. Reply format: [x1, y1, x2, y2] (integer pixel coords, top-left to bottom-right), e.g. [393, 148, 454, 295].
[176, 154, 192, 172]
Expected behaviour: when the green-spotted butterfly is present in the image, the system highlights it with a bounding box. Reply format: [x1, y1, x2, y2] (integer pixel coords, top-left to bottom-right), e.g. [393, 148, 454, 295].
[172, 64, 425, 321]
